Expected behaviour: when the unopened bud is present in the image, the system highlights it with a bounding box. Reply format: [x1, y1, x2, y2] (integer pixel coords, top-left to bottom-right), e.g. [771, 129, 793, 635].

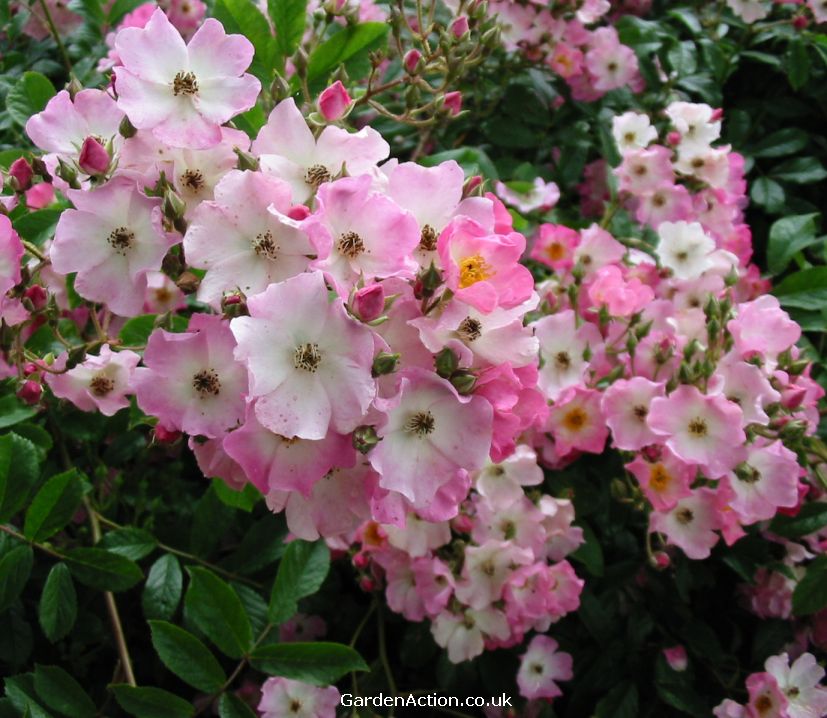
[371, 352, 400, 377]
[9, 158, 33, 191]
[78, 136, 110, 175]
[435, 347, 459, 378]
[450, 370, 476, 395]
[119, 115, 137, 139]
[352, 425, 380, 454]
[175, 271, 200, 295]
[18, 379, 42, 405]
[353, 283, 385, 322]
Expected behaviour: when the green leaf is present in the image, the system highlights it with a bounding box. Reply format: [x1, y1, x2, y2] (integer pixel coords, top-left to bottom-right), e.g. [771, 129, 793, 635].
[222, 515, 285, 574]
[100, 527, 158, 561]
[6, 72, 55, 127]
[213, 0, 275, 81]
[0, 545, 33, 613]
[142, 554, 183, 620]
[793, 555, 827, 616]
[4, 674, 51, 718]
[110, 685, 194, 718]
[596, 682, 639, 718]
[0, 396, 38, 430]
[13, 210, 62, 246]
[184, 567, 252, 658]
[190, 482, 236, 556]
[654, 655, 708, 715]
[118, 315, 157, 347]
[212, 480, 261, 512]
[749, 128, 809, 159]
[33, 665, 96, 718]
[268, 539, 329, 624]
[65, 548, 142, 591]
[0, 605, 33, 668]
[773, 267, 827, 310]
[218, 693, 256, 718]
[306, 23, 389, 87]
[269, 0, 307, 63]
[771, 157, 827, 184]
[148, 621, 226, 692]
[787, 39, 810, 90]
[0, 433, 41, 523]
[769, 503, 827, 538]
[251, 642, 368, 684]
[38, 563, 77, 642]
[766, 213, 820, 274]
[23, 469, 84, 542]
[570, 522, 604, 577]
[750, 176, 785, 214]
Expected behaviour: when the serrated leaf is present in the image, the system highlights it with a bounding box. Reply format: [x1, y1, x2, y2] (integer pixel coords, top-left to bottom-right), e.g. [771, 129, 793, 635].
[12, 210, 62, 246]
[269, 0, 307, 63]
[250, 642, 368, 685]
[0, 545, 33, 613]
[23, 469, 84, 542]
[148, 621, 226, 692]
[793, 555, 827, 616]
[118, 315, 157, 347]
[218, 693, 256, 718]
[66, 548, 142, 591]
[213, 0, 275, 81]
[184, 567, 252, 658]
[767, 212, 820, 276]
[306, 22, 388, 88]
[749, 128, 809, 159]
[6, 72, 55, 127]
[212, 480, 260, 512]
[33, 665, 96, 718]
[570, 522, 604, 577]
[750, 176, 784, 214]
[0, 397, 39, 429]
[110, 685, 194, 718]
[142, 554, 182, 620]
[0, 433, 42, 523]
[773, 267, 827, 310]
[4, 674, 52, 718]
[190, 482, 236, 557]
[771, 157, 827, 184]
[268, 540, 329, 624]
[38, 563, 77, 642]
[769, 503, 827, 538]
[100, 527, 157, 561]
[596, 682, 638, 718]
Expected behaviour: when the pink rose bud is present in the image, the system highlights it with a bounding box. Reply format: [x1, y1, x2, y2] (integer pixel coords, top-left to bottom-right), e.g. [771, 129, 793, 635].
[153, 425, 181, 444]
[653, 550, 670, 569]
[317, 81, 352, 122]
[666, 131, 682, 146]
[451, 16, 469, 38]
[444, 91, 462, 116]
[23, 285, 48, 310]
[352, 552, 370, 570]
[663, 646, 688, 672]
[781, 386, 807, 409]
[353, 283, 385, 322]
[359, 577, 376, 592]
[17, 379, 42, 405]
[25, 182, 55, 209]
[404, 49, 423, 74]
[78, 136, 110, 175]
[23, 362, 39, 376]
[792, 15, 809, 29]
[451, 513, 474, 533]
[9, 157, 33, 191]
[710, 108, 724, 122]
[287, 204, 311, 221]
[463, 174, 482, 196]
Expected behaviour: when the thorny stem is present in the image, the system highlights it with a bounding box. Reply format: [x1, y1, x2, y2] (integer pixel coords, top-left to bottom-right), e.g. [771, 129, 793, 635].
[0, 523, 66, 560]
[84, 496, 137, 687]
[93, 511, 265, 589]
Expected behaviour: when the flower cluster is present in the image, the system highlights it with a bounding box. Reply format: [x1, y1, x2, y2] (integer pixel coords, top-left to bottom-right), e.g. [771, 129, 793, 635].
[348, 446, 583, 666]
[525, 103, 823, 561]
[450, 0, 644, 101]
[714, 651, 827, 718]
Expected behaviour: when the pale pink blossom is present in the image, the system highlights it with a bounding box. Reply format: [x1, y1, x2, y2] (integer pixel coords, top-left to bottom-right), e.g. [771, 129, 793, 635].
[0, 215, 23, 296]
[547, 386, 609, 456]
[258, 677, 339, 718]
[649, 487, 721, 559]
[601, 377, 665, 450]
[517, 635, 573, 700]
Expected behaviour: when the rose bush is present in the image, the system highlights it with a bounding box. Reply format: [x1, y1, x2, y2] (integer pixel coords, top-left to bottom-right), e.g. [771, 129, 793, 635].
[1, 0, 827, 716]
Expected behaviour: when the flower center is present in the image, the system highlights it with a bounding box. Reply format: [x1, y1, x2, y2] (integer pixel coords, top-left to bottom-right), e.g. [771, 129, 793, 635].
[754, 695, 773, 714]
[554, 351, 571, 370]
[192, 369, 221, 397]
[89, 375, 114, 397]
[623, 131, 636, 144]
[405, 410, 435, 437]
[675, 507, 694, 525]
[546, 242, 565, 262]
[457, 316, 482, 342]
[180, 169, 205, 191]
[253, 230, 279, 260]
[419, 224, 438, 251]
[304, 164, 332, 188]
[563, 407, 587, 432]
[633, 405, 647, 422]
[107, 226, 134, 255]
[687, 418, 708, 437]
[649, 464, 671, 492]
[531, 663, 544, 675]
[458, 254, 492, 288]
[337, 231, 365, 258]
[652, 193, 666, 207]
[293, 343, 321, 372]
[172, 71, 198, 96]
[289, 699, 303, 714]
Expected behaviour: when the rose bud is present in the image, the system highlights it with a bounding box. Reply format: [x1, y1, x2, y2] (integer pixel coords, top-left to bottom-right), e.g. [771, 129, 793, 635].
[317, 81, 352, 122]
[353, 283, 385, 322]
[9, 157, 33, 191]
[404, 49, 423, 74]
[25, 182, 55, 209]
[443, 91, 462, 116]
[78, 136, 110, 175]
[17, 379, 42, 405]
[450, 16, 469, 38]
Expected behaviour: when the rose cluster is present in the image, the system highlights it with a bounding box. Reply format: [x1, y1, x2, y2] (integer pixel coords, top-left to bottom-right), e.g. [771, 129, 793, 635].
[524, 102, 823, 561]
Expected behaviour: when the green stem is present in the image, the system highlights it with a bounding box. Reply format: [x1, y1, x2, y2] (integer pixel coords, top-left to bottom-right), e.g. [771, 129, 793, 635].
[33, 0, 73, 74]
